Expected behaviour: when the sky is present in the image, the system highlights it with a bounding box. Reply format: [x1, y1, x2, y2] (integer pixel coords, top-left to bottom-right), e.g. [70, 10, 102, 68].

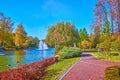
[0, 0, 97, 39]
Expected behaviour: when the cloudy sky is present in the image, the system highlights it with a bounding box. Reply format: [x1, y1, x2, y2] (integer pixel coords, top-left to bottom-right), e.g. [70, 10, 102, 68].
[0, 0, 97, 39]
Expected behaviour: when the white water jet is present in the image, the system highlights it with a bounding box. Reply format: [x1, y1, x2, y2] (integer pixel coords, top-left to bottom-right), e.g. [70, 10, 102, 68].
[38, 40, 48, 50]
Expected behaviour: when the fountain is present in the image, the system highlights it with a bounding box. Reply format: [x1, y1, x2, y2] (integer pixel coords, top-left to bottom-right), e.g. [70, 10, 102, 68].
[38, 40, 48, 50]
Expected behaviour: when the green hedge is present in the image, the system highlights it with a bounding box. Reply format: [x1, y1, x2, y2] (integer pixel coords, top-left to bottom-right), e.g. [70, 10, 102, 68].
[105, 66, 120, 80]
[58, 47, 81, 59]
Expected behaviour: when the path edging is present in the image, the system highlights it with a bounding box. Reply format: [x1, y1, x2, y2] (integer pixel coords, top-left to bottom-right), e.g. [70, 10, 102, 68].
[56, 58, 81, 80]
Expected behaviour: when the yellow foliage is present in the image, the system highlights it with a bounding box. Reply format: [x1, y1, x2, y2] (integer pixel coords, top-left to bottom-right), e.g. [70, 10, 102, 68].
[15, 33, 26, 47]
[81, 39, 92, 49]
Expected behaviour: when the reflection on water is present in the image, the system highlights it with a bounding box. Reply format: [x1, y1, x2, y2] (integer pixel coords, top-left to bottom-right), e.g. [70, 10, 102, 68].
[13, 50, 25, 67]
[0, 48, 54, 71]
[0, 56, 10, 71]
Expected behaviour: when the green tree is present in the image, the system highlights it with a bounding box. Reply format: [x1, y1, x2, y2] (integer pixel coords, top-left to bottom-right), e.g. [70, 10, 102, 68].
[92, 26, 100, 48]
[111, 39, 120, 56]
[33, 37, 39, 47]
[25, 36, 39, 48]
[102, 20, 110, 36]
[15, 23, 27, 47]
[79, 28, 88, 42]
[99, 36, 112, 56]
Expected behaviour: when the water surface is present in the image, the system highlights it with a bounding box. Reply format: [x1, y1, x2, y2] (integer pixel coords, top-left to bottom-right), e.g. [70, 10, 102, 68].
[0, 48, 54, 71]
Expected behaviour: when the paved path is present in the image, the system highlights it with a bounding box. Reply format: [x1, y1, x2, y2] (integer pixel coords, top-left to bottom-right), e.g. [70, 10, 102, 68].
[62, 52, 120, 80]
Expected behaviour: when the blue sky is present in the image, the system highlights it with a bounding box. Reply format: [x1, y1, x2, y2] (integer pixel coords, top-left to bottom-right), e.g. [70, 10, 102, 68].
[0, 0, 97, 39]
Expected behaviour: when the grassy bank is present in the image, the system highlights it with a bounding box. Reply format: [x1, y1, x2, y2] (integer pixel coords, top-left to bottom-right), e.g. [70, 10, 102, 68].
[90, 52, 120, 61]
[43, 57, 79, 80]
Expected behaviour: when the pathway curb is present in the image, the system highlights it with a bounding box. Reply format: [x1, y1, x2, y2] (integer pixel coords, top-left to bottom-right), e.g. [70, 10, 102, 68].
[56, 57, 82, 80]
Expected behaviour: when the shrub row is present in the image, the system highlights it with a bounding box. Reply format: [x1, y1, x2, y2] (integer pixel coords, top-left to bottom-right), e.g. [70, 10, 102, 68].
[59, 47, 81, 59]
[105, 65, 120, 80]
[0, 57, 58, 80]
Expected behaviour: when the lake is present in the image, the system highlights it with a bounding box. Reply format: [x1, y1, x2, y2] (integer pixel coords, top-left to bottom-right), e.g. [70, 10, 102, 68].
[0, 48, 55, 71]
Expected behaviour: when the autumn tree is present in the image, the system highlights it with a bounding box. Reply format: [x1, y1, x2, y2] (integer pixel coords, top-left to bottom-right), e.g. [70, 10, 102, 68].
[94, 0, 120, 37]
[91, 0, 120, 48]
[0, 12, 38, 49]
[81, 39, 92, 51]
[108, 0, 118, 33]
[15, 23, 27, 47]
[0, 12, 14, 47]
[89, 33, 95, 47]
[118, 0, 120, 38]
[94, 0, 108, 28]
[45, 22, 80, 47]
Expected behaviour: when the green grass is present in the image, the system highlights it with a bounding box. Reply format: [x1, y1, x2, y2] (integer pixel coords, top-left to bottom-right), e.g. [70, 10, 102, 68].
[90, 51, 120, 62]
[82, 48, 98, 52]
[43, 58, 80, 80]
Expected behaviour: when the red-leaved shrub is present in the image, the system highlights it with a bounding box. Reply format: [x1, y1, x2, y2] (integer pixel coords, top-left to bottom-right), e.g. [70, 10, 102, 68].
[0, 56, 58, 80]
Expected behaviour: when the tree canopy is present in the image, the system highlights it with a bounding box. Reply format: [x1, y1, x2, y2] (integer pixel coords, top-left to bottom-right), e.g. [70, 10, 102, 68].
[45, 22, 79, 47]
[15, 23, 27, 47]
[0, 12, 39, 48]
[79, 27, 88, 42]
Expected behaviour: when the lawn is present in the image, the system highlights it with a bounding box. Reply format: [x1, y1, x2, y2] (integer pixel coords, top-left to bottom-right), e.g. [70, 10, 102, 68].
[43, 57, 80, 80]
[90, 51, 120, 62]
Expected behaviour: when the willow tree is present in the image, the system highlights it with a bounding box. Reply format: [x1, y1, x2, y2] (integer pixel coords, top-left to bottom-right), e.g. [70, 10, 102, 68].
[45, 22, 79, 47]
[15, 23, 27, 47]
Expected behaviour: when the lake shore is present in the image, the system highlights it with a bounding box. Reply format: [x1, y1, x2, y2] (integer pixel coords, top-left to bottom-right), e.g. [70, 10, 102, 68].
[0, 56, 58, 80]
[0, 48, 55, 71]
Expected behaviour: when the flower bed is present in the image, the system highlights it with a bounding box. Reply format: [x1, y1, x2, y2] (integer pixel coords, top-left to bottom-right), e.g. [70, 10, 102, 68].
[0, 57, 58, 80]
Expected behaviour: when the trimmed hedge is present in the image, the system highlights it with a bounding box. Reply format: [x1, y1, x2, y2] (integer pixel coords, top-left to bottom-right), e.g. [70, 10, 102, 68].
[105, 66, 120, 80]
[59, 47, 81, 59]
[0, 57, 58, 80]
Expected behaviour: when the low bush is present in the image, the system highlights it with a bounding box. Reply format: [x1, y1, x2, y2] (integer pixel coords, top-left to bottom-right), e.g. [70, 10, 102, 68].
[55, 45, 65, 54]
[0, 57, 58, 80]
[105, 66, 120, 80]
[59, 47, 81, 59]
[110, 52, 119, 56]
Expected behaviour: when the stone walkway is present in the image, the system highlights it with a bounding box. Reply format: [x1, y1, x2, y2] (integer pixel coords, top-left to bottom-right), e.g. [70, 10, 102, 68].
[61, 52, 120, 80]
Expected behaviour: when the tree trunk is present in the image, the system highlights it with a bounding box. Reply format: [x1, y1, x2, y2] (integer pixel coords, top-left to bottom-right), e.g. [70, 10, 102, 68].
[111, 18, 114, 34]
